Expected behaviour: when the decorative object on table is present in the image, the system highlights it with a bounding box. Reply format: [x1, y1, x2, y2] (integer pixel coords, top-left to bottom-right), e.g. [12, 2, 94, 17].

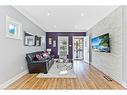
[48, 38, 52, 45]
[53, 40, 56, 47]
[24, 32, 35, 46]
[6, 16, 22, 40]
[57, 57, 73, 71]
[47, 48, 52, 54]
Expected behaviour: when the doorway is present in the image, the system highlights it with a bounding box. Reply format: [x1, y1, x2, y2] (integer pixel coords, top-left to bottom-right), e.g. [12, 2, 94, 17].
[73, 36, 84, 60]
[58, 36, 68, 56]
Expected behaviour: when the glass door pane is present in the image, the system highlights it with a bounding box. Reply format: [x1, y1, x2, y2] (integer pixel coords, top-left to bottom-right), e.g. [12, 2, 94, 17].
[58, 36, 68, 57]
[73, 38, 84, 60]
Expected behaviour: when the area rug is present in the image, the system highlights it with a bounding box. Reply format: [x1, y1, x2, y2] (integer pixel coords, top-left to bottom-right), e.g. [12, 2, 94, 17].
[36, 63, 77, 78]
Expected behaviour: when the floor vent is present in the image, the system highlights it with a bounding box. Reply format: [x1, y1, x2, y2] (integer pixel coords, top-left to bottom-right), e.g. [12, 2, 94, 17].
[103, 75, 112, 81]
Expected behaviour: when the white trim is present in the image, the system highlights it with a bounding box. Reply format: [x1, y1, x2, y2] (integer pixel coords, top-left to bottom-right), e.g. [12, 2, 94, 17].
[72, 36, 85, 60]
[58, 36, 69, 55]
[0, 70, 28, 89]
[122, 81, 127, 89]
[46, 30, 87, 32]
[93, 64, 125, 88]
[13, 6, 47, 32]
[91, 64, 125, 88]
[84, 61, 89, 64]
[25, 31, 34, 36]
[84, 35, 90, 64]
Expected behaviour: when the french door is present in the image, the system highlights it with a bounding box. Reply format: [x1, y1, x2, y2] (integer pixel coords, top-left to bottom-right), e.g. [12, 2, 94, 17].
[73, 37, 84, 60]
[58, 36, 68, 56]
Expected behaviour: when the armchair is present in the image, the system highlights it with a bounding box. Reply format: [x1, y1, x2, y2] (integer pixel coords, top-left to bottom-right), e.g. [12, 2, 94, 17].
[26, 51, 54, 74]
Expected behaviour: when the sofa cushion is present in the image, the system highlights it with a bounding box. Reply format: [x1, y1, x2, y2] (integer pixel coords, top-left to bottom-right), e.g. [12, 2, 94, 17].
[32, 55, 39, 61]
[43, 52, 50, 59]
[33, 54, 43, 61]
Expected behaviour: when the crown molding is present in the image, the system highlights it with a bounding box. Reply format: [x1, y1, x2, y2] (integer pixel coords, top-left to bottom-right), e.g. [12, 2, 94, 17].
[12, 6, 47, 32]
[12, 6, 119, 33]
[87, 6, 119, 31]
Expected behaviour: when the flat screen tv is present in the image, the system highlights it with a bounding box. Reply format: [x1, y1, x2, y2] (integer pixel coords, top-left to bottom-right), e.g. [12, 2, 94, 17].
[91, 33, 110, 53]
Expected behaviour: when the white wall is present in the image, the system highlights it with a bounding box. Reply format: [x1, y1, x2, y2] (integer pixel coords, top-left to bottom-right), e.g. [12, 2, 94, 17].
[0, 6, 46, 85]
[122, 6, 127, 87]
[88, 7, 122, 83]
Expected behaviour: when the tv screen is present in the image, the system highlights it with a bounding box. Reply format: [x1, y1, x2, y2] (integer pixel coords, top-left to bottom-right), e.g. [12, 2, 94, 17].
[91, 33, 110, 53]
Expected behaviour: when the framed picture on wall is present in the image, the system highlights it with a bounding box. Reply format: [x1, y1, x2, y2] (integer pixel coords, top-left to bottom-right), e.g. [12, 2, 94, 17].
[24, 32, 35, 46]
[36, 40, 40, 46]
[53, 40, 56, 47]
[6, 16, 22, 40]
[25, 36, 35, 46]
[48, 38, 52, 45]
[35, 35, 41, 46]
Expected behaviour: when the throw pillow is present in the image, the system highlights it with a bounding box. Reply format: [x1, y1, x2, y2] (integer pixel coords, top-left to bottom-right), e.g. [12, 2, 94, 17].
[33, 54, 43, 61]
[43, 52, 49, 59]
[32, 55, 39, 61]
[36, 54, 43, 60]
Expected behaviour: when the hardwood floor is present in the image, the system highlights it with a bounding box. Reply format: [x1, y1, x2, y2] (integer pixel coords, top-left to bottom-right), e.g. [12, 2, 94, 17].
[6, 61, 124, 89]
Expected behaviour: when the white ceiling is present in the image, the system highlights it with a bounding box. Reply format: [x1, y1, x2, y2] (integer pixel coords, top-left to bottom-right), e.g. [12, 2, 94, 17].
[14, 6, 118, 32]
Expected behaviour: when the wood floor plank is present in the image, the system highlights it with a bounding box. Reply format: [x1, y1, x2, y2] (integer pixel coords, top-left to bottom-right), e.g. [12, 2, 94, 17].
[17, 74, 36, 89]
[37, 78, 46, 89]
[31, 78, 41, 89]
[74, 79, 82, 89]
[6, 61, 124, 90]
[52, 78, 57, 89]
[7, 74, 31, 89]
[70, 79, 75, 89]
[56, 78, 62, 89]
[47, 78, 56, 89]
[41, 78, 50, 89]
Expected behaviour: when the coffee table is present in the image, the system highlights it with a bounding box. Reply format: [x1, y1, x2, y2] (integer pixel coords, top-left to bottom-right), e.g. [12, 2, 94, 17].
[57, 58, 73, 71]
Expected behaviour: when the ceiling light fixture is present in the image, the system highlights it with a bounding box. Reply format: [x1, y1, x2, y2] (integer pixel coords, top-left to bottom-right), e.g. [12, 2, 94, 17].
[53, 25, 56, 28]
[81, 13, 84, 16]
[47, 13, 50, 16]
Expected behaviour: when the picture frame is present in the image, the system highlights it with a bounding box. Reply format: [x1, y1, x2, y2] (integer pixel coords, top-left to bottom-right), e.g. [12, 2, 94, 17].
[24, 32, 35, 46]
[48, 38, 52, 45]
[35, 35, 41, 46]
[53, 40, 56, 47]
[6, 16, 22, 40]
[25, 36, 35, 46]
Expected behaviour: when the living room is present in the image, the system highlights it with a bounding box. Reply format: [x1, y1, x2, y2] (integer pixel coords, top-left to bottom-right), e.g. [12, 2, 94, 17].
[0, 5, 127, 92]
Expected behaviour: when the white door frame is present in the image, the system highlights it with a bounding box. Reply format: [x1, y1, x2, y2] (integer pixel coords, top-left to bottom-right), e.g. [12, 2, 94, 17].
[84, 35, 90, 64]
[73, 36, 85, 60]
[58, 36, 69, 55]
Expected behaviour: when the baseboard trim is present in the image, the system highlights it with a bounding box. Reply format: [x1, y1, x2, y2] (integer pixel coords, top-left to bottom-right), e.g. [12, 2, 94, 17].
[0, 70, 28, 89]
[90, 64, 124, 87]
[84, 60, 90, 64]
[122, 81, 127, 89]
